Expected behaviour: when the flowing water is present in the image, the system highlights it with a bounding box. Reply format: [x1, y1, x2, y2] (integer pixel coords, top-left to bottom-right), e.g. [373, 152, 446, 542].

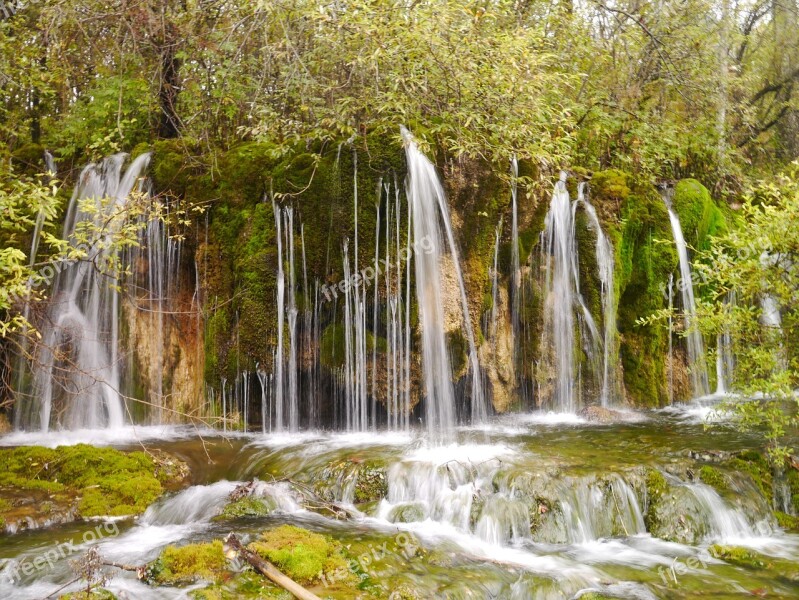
[402, 127, 486, 432]
[540, 176, 604, 411]
[2, 408, 798, 599]
[663, 193, 710, 398]
[577, 185, 618, 406]
[14, 153, 155, 431]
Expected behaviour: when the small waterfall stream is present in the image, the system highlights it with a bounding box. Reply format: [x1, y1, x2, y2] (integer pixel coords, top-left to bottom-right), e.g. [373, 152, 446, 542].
[577, 185, 618, 406]
[664, 193, 710, 398]
[15, 153, 155, 431]
[402, 127, 486, 435]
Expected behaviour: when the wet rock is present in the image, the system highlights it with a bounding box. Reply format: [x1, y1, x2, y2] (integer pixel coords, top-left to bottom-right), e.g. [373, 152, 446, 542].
[578, 405, 623, 423]
[0, 445, 191, 534]
[213, 496, 274, 521]
[315, 459, 388, 505]
[389, 502, 427, 523]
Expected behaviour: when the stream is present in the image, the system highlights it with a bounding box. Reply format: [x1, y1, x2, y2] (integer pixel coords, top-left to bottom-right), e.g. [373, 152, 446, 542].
[1, 403, 797, 599]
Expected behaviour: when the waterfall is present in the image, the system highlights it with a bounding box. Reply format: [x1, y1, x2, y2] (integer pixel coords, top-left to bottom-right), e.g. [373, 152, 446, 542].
[715, 293, 734, 396]
[510, 156, 520, 339]
[401, 127, 485, 436]
[541, 173, 578, 412]
[490, 218, 503, 345]
[371, 186, 381, 428]
[668, 273, 674, 404]
[688, 483, 772, 541]
[257, 365, 268, 433]
[286, 208, 299, 432]
[15, 153, 156, 432]
[664, 195, 710, 398]
[272, 200, 286, 431]
[577, 187, 618, 407]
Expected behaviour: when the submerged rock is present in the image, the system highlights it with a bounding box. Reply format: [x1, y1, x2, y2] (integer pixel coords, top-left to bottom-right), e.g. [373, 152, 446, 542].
[578, 405, 624, 423]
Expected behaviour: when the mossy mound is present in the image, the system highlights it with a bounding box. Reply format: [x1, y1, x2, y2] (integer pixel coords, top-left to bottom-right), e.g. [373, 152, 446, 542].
[643, 468, 668, 531]
[672, 179, 728, 252]
[0, 445, 189, 530]
[698, 465, 729, 492]
[213, 497, 274, 521]
[591, 170, 678, 406]
[145, 540, 229, 586]
[248, 525, 355, 586]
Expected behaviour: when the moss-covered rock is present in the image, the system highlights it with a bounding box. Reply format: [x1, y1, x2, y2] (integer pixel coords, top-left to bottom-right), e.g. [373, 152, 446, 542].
[314, 460, 388, 505]
[389, 503, 426, 524]
[213, 497, 274, 521]
[188, 571, 292, 599]
[708, 544, 765, 568]
[698, 465, 728, 492]
[248, 525, 355, 586]
[672, 179, 727, 252]
[0, 445, 189, 532]
[145, 540, 229, 586]
[591, 170, 678, 406]
[643, 467, 668, 531]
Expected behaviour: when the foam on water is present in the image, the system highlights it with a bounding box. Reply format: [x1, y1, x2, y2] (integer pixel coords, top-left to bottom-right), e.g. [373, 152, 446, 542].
[0, 425, 209, 447]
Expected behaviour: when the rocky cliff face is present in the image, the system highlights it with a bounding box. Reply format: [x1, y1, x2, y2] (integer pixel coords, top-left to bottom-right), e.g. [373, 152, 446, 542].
[145, 137, 727, 422]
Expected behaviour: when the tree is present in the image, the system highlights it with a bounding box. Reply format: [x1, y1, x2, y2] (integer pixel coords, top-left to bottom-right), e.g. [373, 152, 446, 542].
[696, 161, 799, 462]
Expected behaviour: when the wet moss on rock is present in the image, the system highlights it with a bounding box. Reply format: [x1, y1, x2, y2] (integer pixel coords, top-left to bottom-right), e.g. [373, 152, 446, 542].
[698, 465, 728, 492]
[591, 170, 677, 406]
[213, 497, 274, 521]
[145, 540, 229, 586]
[248, 525, 355, 587]
[0, 445, 189, 529]
[672, 179, 728, 253]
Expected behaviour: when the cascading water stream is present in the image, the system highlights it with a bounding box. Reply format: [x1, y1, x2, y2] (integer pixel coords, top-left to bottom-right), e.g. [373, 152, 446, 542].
[663, 190, 710, 398]
[401, 126, 486, 435]
[510, 156, 520, 340]
[15, 153, 155, 431]
[577, 186, 618, 407]
[541, 173, 576, 412]
[272, 200, 286, 431]
[715, 292, 735, 395]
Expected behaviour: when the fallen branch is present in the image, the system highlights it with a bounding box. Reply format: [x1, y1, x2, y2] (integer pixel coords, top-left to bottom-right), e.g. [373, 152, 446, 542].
[224, 533, 322, 600]
[101, 561, 145, 578]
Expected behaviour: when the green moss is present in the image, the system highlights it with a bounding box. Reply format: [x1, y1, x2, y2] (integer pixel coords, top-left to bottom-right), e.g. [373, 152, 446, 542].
[447, 330, 467, 377]
[146, 540, 229, 586]
[59, 590, 118, 600]
[644, 468, 668, 530]
[213, 497, 273, 521]
[725, 451, 773, 506]
[353, 465, 388, 504]
[775, 511, 799, 531]
[248, 525, 353, 586]
[708, 544, 766, 568]
[189, 571, 291, 599]
[321, 323, 347, 369]
[11, 143, 46, 176]
[591, 170, 677, 406]
[672, 179, 727, 252]
[0, 445, 181, 520]
[698, 465, 728, 492]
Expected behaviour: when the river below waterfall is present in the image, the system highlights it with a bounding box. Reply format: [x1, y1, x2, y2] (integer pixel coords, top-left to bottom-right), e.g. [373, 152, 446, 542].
[1, 404, 798, 599]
